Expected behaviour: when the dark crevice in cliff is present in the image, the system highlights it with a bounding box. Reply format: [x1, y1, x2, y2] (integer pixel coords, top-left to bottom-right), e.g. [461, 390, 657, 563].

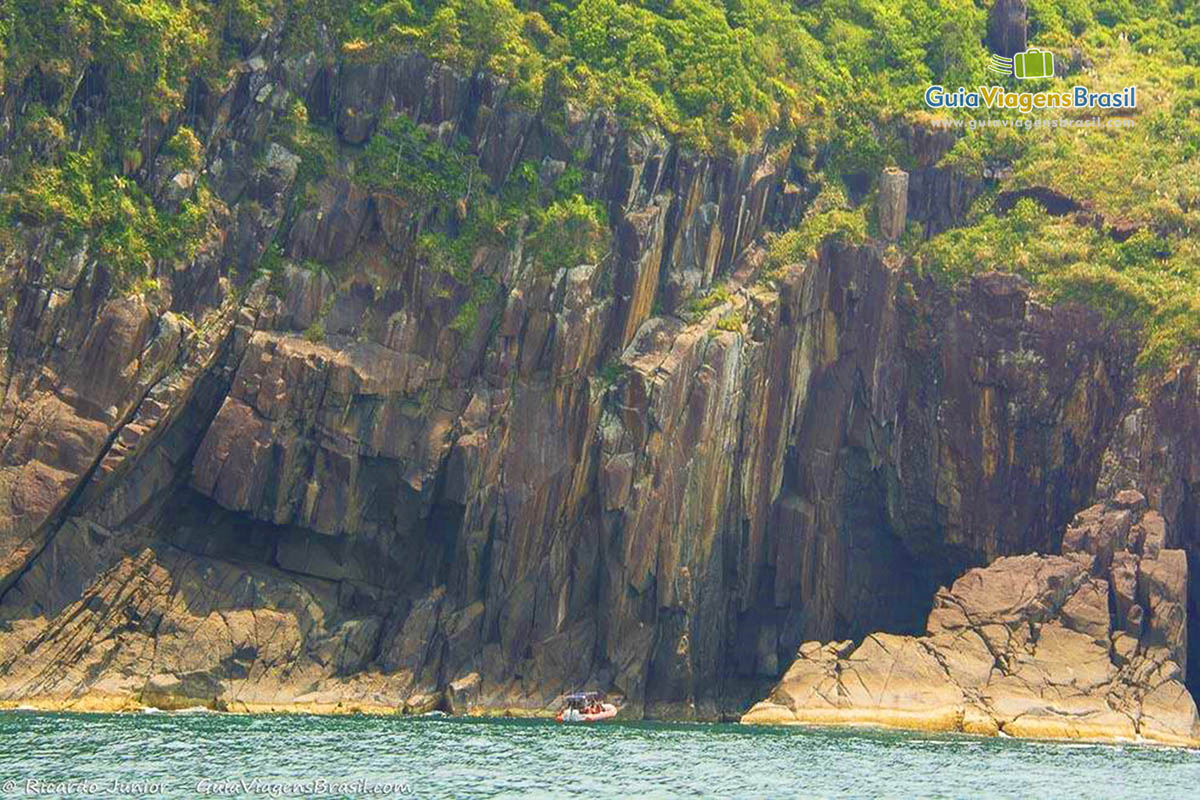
[431, 502, 467, 589]
[1182, 485, 1200, 698]
[839, 443, 940, 640]
[160, 466, 469, 601]
[0, 350, 181, 604]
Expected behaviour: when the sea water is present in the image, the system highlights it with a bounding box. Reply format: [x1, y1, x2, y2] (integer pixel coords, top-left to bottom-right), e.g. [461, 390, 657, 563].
[0, 712, 1197, 798]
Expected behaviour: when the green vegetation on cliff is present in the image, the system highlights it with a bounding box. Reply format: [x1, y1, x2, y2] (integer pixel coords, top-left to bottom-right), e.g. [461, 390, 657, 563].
[2, 147, 216, 281]
[0, 0, 238, 284]
[1, 1, 1199, 366]
[0, 0, 990, 157]
[912, 3, 1200, 370]
[354, 112, 609, 279]
[358, 115, 479, 214]
[332, 0, 988, 155]
[1, 0, 1195, 165]
[766, 180, 868, 270]
[919, 199, 1200, 369]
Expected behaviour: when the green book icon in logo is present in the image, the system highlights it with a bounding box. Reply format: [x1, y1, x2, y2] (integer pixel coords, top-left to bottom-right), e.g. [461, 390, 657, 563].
[988, 48, 1055, 80]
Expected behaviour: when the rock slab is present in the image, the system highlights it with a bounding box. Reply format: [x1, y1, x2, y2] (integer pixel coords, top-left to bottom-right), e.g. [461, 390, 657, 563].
[743, 493, 1199, 746]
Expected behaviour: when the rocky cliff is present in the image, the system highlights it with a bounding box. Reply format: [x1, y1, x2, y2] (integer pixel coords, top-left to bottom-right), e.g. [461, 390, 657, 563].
[0, 35, 1196, 727]
[743, 491, 1199, 746]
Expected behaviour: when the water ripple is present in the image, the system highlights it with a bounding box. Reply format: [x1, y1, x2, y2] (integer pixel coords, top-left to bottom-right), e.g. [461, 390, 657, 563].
[0, 713, 1197, 798]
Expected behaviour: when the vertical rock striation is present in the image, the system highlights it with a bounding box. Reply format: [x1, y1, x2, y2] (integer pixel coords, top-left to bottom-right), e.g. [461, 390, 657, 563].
[987, 0, 1029, 58]
[877, 168, 909, 242]
[0, 38, 1193, 732]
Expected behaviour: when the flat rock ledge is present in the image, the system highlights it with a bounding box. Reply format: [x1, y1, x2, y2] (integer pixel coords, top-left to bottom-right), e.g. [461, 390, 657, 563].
[742, 491, 1200, 747]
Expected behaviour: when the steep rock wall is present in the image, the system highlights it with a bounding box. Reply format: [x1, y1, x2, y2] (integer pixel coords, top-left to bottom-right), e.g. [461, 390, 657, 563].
[1099, 364, 1200, 694]
[0, 38, 1180, 721]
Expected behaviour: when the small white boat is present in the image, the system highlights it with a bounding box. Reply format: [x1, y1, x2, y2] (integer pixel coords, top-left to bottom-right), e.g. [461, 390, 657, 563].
[555, 692, 618, 723]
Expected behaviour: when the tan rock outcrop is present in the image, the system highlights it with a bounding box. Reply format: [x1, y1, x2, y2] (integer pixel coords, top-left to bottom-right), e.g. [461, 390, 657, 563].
[743, 493, 1199, 746]
[877, 167, 909, 242]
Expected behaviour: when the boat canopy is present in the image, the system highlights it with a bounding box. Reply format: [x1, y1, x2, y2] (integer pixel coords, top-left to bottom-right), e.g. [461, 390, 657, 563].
[563, 691, 604, 706]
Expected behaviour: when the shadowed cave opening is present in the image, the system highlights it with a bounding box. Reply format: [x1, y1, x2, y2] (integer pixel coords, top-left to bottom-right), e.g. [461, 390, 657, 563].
[162, 487, 464, 594]
[720, 440, 967, 715]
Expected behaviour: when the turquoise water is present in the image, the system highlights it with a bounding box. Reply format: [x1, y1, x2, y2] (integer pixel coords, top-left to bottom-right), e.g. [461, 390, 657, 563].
[0, 712, 1197, 799]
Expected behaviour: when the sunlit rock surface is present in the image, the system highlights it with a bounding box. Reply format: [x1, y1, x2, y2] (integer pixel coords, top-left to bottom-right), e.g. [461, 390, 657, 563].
[743, 493, 1198, 746]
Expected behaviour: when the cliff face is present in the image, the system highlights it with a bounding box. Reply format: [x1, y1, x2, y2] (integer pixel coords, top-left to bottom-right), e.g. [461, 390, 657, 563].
[0, 39, 1194, 722]
[1098, 365, 1200, 693]
[744, 491, 1199, 747]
